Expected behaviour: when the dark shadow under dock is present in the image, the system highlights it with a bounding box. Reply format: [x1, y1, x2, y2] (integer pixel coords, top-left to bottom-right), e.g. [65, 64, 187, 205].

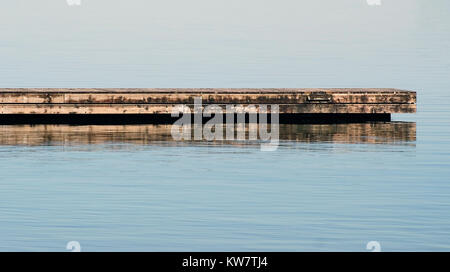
[0, 114, 391, 125]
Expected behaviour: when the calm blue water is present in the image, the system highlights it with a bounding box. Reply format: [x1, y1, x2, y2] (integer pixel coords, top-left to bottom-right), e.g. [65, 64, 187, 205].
[0, 0, 449, 251]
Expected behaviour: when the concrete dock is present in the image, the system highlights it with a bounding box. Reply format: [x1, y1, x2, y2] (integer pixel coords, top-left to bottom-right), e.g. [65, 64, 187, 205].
[0, 88, 416, 123]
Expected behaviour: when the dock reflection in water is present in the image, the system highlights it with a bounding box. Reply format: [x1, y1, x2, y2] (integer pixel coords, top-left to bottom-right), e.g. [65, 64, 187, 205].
[0, 122, 416, 147]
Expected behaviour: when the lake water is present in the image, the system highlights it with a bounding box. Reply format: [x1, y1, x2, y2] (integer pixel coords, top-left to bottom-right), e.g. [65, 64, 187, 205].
[0, 0, 449, 251]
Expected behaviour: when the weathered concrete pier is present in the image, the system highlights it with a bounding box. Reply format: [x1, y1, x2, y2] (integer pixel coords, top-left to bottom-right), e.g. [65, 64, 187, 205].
[0, 88, 416, 124]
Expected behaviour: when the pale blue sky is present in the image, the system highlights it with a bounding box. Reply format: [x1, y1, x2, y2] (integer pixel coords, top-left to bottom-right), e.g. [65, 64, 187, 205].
[0, 0, 447, 88]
